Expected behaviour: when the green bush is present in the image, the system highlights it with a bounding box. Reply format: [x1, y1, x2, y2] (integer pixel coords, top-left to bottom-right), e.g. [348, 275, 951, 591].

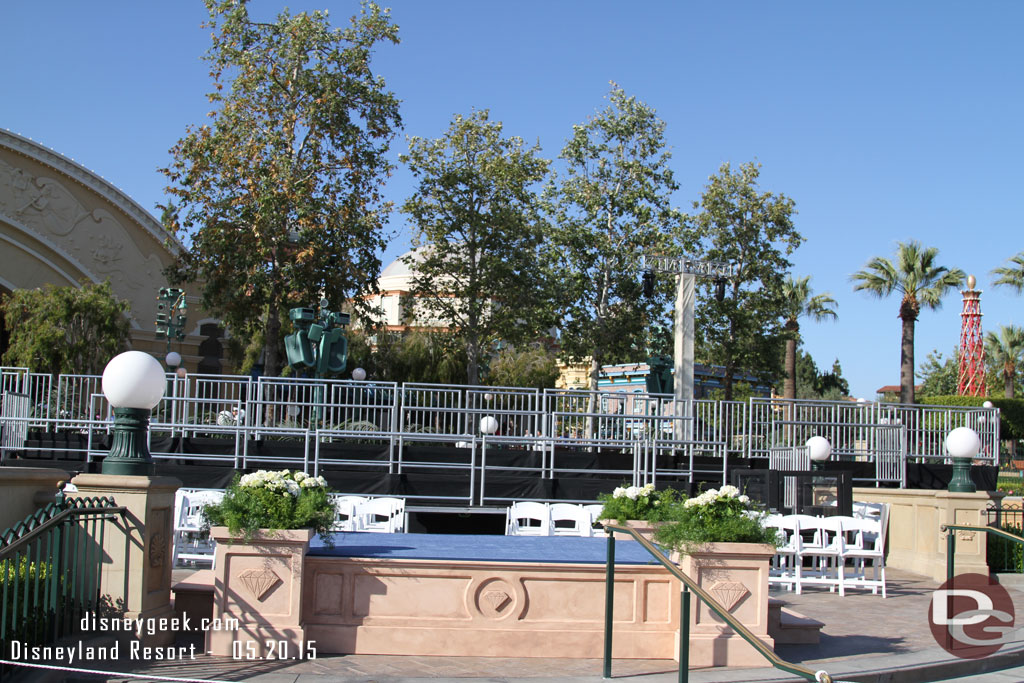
[918, 395, 1024, 441]
[597, 484, 679, 523]
[1, 556, 56, 642]
[987, 524, 1024, 573]
[203, 470, 336, 544]
[653, 485, 779, 554]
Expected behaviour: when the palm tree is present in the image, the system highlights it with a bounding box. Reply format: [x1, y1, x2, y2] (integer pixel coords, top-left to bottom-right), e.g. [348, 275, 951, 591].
[852, 241, 965, 404]
[781, 276, 838, 399]
[992, 252, 1024, 293]
[985, 325, 1024, 398]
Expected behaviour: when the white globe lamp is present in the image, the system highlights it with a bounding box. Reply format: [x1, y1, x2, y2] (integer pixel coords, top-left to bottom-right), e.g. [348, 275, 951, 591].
[100, 351, 166, 475]
[806, 435, 831, 471]
[480, 416, 499, 435]
[352, 367, 367, 382]
[946, 426, 980, 493]
[165, 351, 182, 368]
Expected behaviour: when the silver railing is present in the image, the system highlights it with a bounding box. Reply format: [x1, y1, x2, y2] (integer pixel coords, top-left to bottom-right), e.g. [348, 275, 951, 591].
[0, 369, 1003, 490]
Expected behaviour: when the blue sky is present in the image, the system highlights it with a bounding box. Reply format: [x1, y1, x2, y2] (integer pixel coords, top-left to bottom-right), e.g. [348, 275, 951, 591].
[4, 1, 1022, 399]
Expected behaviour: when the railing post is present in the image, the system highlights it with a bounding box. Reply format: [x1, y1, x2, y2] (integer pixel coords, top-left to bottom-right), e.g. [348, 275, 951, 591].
[603, 529, 615, 679]
[679, 587, 690, 683]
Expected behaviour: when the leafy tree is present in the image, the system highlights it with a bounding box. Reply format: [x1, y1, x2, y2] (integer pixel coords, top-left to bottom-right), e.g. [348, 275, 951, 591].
[400, 110, 551, 385]
[546, 84, 685, 391]
[992, 252, 1024, 293]
[852, 240, 965, 404]
[918, 347, 960, 396]
[349, 331, 469, 385]
[986, 325, 1024, 399]
[691, 161, 802, 400]
[485, 345, 561, 389]
[780, 275, 837, 399]
[1, 281, 130, 376]
[161, 0, 401, 377]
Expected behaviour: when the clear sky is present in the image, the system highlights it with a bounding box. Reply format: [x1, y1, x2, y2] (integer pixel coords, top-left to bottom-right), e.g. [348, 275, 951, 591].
[4, 1, 1022, 399]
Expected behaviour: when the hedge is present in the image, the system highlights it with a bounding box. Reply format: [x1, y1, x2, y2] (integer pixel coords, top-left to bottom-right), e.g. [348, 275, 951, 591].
[918, 395, 1024, 442]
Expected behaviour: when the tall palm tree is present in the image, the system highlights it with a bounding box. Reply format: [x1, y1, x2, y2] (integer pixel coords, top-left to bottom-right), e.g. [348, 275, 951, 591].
[852, 241, 965, 404]
[781, 275, 838, 399]
[985, 325, 1024, 398]
[992, 252, 1024, 293]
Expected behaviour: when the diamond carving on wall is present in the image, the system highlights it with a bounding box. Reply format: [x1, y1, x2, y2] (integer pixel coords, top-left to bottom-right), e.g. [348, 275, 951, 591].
[484, 590, 511, 613]
[238, 568, 281, 601]
[709, 581, 749, 612]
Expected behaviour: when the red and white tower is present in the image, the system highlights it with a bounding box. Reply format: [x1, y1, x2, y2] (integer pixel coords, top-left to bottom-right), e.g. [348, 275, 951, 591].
[957, 274, 986, 396]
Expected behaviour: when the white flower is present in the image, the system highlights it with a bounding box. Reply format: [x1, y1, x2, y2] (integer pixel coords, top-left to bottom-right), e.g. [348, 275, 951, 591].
[738, 495, 750, 504]
[612, 487, 626, 499]
[719, 485, 740, 498]
[625, 486, 640, 500]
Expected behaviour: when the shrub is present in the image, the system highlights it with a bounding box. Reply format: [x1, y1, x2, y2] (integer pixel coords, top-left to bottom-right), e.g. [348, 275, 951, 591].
[203, 469, 335, 544]
[653, 485, 778, 554]
[597, 484, 679, 523]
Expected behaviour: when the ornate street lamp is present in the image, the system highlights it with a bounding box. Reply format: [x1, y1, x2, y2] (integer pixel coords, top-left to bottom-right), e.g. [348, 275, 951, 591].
[946, 426, 980, 493]
[100, 351, 166, 476]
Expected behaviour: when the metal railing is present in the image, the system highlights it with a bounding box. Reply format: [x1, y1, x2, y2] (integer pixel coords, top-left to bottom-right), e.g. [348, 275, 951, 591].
[0, 490, 126, 676]
[600, 522, 832, 682]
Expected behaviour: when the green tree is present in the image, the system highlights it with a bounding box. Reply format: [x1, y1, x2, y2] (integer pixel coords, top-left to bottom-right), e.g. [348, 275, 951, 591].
[691, 161, 802, 400]
[918, 347, 960, 396]
[985, 325, 1024, 399]
[485, 345, 561, 389]
[852, 240, 965, 404]
[546, 84, 684, 391]
[0, 281, 130, 376]
[780, 275, 837, 399]
[992, 252, 1024, 293]
[400, 110, 551, 385]
[161, 0, 401, 377]
[781, 349, 849, 400]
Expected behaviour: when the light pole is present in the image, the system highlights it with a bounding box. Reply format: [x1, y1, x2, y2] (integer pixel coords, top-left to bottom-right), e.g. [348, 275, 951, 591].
[479, 416, 499, 506]
[165, 351, 182, 432]
[100, 351, 166, 476]
[946, 426, 980, 493]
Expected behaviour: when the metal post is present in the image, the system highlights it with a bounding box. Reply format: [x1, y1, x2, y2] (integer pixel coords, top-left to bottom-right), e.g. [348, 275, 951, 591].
[603, 530, 616, 679]
[679, 587, 690, 683]
[947, 529, 955, 653]
[674, 272, 695, 405]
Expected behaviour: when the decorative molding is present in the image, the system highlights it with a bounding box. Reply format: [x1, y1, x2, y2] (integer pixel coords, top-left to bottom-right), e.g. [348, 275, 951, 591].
[0, 128, 178, 253]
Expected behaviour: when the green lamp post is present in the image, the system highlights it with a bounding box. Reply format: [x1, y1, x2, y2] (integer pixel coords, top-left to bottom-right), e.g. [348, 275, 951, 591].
[100, 351, 166, 476]
[946, 426, 980, 493]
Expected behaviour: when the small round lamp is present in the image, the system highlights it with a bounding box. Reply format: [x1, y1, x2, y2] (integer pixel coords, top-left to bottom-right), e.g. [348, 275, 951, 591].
[945, 426, 980, 493]
[806, 435, 832, 472]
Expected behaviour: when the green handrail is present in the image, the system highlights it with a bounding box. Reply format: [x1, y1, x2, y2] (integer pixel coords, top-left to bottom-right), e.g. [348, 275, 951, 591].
[601, 523, 832, 683]
[942, 523, 1024, 582]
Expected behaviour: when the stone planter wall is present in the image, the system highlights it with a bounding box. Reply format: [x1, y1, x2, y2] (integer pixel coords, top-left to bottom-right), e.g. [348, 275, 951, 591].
[207, 527, 313, 658]
[674, 542, 776, 667]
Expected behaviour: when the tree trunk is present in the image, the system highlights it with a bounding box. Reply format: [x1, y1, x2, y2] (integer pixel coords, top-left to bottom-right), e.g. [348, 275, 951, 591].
[467, 338, 480, 386]
[784, 337, 797, 400]
[1005, 370, 1014, 399]
[265, 307, 281, 377]
[900, 315, 915, 404]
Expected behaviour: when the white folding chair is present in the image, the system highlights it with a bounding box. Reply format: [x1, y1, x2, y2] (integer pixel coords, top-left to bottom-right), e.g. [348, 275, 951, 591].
[330, 495, 368, 531]
[505, 502, 551, 536]
[550, 503, 592, 537]
[764, 514, 804, 593]
[357, 497, 405, 533]
[172, 489, 224, 568]
[582, 504, 604, 531]
[800, 516, 847, 596]
[841, 515, 888, 598]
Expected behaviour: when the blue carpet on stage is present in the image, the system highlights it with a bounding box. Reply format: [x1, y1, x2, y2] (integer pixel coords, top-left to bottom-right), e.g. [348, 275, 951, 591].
[309, 532, 667, 565]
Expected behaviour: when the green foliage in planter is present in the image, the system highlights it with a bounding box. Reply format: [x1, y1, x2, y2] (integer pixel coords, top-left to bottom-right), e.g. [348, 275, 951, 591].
[203, 469, 335, 544]
[653, 485, 778, 554]
[597, 484, 680, 523]
[987, 523, 1024, 573]
[919, 395, 1024, 442]
[1, 556, 56, 642]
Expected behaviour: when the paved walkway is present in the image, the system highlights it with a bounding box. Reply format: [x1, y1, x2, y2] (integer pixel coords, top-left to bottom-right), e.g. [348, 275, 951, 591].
[13, 569, 1024, 683]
